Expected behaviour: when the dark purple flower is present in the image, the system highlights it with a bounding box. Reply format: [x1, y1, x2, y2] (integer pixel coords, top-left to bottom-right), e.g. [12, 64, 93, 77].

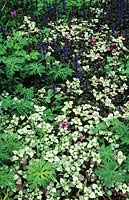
[68, 16, 72, 28]
[38, 41, 43, 49]
[51, 84, 56, 94]
[76, 71, 81, 79]
[30, 13, 37, 21]
[111, 24, 115, 34]
[62, 44, 69, 55]
[72, 54, 80, 70]
[38, 41, 44, 54]
[118, 0, 125, 26]
[52, 38, 57, 46]
[38, 41, 47, 55]
[42, 13, 48, 20]
[43, 49, 47, 55]
[72, 54, 81, 78]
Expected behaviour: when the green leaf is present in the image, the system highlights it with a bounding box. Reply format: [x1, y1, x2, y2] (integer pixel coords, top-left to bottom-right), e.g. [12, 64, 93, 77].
[0, 96, 13, 110]
[2, 56, 25, 78]
[43, 108, 56, 121]
[13, 98, 34, 115]
[96, 161, 126, 187]
[27, 159, 55, 190]
[0, 133, 21, 156]
[29, 51, 40, 60]
[43, 89, 53, 104]
[0, 167, 15, 189]
[121, 134, 129, 145]
[91, 121, 108, 134]
[15, 84, 34, 100]
[0, 44, 6, 55]
[27, 63, 44, 76]
[0, 133, 22, 163]
[48, 63, 74, 81]
[42, 27, 50, 38]
[0, 144, 10, 163]
[110, 118, 128, 137]
[99, 144, 115, 163]
[124, 157, 129, 171]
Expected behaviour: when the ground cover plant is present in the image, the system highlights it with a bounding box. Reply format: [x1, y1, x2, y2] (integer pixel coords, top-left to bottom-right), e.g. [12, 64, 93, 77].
[0, 0, 129, 199]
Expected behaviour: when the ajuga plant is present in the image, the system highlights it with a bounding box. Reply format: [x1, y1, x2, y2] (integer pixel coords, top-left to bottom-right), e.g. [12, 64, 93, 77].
[27, 159, 56, 190]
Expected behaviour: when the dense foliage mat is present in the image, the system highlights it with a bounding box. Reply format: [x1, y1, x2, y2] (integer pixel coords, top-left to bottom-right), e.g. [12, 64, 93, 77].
[0, 0, 129, 200]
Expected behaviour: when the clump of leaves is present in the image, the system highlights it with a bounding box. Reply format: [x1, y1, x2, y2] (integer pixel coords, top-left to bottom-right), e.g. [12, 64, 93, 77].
[119, 55, 129, 77]
[92, 118, 129, 152]
[47, 62, 74, 82]
[93, 117, 129, 188]
[15, 84, 34, 100]
[38, 88, 64, 121]
[0, 133, 21, 163]
[27, 159, 56, 190]
[105, 118, 129, 155]
[0, 167, 15, 190]
[99, 144, 116, 163]
[96, 144, 126, 187]
[95, 160, 126, 187]
[124, 157, 129, 172]
[0, 94, 34, 116]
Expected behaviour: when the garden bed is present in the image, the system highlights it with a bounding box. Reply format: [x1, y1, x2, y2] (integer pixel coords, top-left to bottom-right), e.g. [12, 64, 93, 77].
[0, 1, 129, 200]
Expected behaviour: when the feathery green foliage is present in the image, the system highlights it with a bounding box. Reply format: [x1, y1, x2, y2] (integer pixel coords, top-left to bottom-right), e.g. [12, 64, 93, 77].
[95, 161, 126, 187]
[0, 133, 21, 163]
[27, 159, 56, 189]
[0, 167, 15, 190]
